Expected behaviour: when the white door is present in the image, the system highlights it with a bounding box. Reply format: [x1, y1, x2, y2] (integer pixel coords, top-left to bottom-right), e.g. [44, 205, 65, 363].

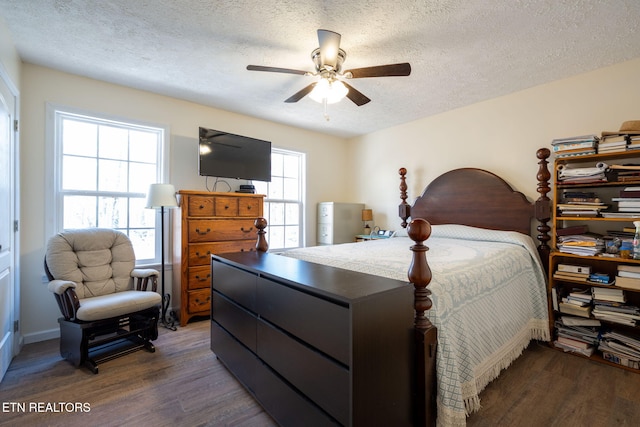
[0, 72, 17, 382]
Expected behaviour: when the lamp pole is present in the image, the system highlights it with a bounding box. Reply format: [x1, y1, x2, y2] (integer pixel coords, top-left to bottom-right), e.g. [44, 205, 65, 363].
[159, 204, 177, 331]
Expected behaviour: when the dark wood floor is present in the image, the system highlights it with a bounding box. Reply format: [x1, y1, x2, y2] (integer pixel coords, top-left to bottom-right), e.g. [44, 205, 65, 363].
[1, 320, 639, 426]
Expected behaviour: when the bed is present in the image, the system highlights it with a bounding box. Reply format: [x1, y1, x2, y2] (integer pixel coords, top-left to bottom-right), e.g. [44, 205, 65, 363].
[211, 148, 553, 427]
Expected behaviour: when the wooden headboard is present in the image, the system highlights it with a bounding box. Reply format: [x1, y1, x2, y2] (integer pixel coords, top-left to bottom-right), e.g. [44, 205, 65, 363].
[399, 149, 552, 259]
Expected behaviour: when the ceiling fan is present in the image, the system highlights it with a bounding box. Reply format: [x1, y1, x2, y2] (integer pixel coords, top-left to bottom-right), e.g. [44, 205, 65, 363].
[247, 29, 411, 107]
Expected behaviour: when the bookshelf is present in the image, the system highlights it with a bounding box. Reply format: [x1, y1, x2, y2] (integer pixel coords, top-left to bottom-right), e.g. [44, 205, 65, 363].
[549, 148, 640, 372]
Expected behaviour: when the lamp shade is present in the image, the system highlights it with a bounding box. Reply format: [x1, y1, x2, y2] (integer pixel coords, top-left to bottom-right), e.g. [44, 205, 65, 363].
[146, 183, 178, 208]
[361, 209, 373, 222]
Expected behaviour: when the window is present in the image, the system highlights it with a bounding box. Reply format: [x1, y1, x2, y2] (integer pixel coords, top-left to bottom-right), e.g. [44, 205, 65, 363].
[253, 149, 305, 250]
[47, 106, 167, 264]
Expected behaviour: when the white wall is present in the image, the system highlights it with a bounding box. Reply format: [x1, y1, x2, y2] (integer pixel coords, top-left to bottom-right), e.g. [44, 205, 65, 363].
[19, 64, 348, 342]
[348, 58, 640, 232]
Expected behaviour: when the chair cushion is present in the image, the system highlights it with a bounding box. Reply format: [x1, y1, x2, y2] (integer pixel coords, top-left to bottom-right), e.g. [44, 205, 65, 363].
[46, 229, 136, 298]
[76, 291, 162, 322]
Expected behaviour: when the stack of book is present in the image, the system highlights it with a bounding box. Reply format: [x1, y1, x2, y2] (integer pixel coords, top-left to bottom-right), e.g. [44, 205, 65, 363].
[601, 188, 640, 218]
[615, 264, 640, 291]
[608, 165, 640, 183]
[559, 288, 592, 318]
[591, 287, 640, 326]
[557, 191, 607, 217]
[629, 135, 640, 150]
[557, 165, 607, 184]
[599, 331, 640, 369]
[554, 316, 600, 357]
[597, 134, 628, 153]
[551, 134, 598, 157]
[553, 263, 591, 281]
[556, 233, 605, 256]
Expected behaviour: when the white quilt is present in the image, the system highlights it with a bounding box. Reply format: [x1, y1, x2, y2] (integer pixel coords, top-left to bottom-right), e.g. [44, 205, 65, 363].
[281, 224, 550, 427]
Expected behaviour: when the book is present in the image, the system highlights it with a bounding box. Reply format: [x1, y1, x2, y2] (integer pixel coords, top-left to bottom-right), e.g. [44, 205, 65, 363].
[557, 264, 591, 274]
[559, 302, 592, 318]
[615, 275, 640, 291]
[557, 335, 592, 350]
[554, 271, 589, 282]
[618, 264, 640, 273]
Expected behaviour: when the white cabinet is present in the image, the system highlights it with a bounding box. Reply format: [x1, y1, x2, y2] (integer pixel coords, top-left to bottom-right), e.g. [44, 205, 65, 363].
[317, 202, 364, 245]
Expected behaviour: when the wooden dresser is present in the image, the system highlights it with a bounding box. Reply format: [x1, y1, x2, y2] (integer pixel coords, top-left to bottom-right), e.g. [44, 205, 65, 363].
[172, 190, 264, 326]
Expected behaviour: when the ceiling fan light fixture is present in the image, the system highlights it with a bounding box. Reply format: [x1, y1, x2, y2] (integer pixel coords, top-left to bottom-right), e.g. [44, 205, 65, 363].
[309, 78, 348, 104]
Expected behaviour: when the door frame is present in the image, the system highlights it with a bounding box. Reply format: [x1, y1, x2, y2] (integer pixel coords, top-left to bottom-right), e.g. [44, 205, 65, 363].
[0, 62, 21, 382]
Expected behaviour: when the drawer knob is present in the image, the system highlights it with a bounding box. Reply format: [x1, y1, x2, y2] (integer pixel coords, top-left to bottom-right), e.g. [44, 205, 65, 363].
[247, 205, 251, 210]
[199, 205, 204, 209]
[195, 274, 211, 281]
[195, 228, 211, 235]
[224, 205, 229, 209]
[240, 227, 254, 233]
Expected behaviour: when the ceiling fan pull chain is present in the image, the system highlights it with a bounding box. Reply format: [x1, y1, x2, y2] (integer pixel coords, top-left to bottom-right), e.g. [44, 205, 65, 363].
[323, 97, 330, 121]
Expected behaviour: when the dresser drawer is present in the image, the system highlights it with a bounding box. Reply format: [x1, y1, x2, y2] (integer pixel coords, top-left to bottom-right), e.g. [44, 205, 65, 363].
[187, 288, 210, 314]
[188, 242, 257, 266]
[187, 196, 215, 217]
[187, 266, 211, 290]
[214, 197, 239, 216]
[239, 197, 262, 217]
[258, 320, 349, 425]
[188, 219, 258, 243]
[211, 259, 257, 312]
[257, 277, 350, 365]
[212, 291, 257, 352]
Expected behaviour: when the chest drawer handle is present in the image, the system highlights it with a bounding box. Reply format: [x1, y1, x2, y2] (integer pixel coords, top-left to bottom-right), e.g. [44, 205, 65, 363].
[195, 228, 211, 235]
[195, 250, 212, 258]
[224, 205, 229, 210]
[199, 205, 204, 209]
[240, 227, 254, 233]
[195, 274, 211, 281]
[195, 296, 211, 305]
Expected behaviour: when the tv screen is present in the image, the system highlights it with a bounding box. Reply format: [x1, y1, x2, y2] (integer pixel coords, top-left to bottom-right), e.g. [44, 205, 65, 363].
[199, 127, 271, 182]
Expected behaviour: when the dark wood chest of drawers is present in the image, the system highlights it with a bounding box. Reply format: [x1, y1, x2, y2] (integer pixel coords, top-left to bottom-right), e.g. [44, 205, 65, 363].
[210, 251, 415, 426]
[172, 191, 263, 326]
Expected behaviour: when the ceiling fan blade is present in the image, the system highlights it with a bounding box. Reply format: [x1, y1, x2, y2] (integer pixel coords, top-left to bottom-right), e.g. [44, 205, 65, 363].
[284, 83, 317, 103]
[345, 63, 411, 78]
[247, 65, 308, 75]
[317, 29, 341, 69]
[342, 82, 371, 106]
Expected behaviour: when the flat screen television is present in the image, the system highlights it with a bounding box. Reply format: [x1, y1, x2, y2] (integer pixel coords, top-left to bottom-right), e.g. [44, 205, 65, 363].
[198, 127, 271, 182]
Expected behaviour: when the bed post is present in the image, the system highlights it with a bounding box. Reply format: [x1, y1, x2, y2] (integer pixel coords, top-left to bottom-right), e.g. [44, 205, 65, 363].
[399, 168, 411, 228]
[535, 148, 551, 272]
[255, 217, 269, 252]
[407, 218, 437, 427]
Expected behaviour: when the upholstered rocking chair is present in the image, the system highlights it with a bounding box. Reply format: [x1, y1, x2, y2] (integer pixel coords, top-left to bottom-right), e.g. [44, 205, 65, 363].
[44, 228, 162, 374]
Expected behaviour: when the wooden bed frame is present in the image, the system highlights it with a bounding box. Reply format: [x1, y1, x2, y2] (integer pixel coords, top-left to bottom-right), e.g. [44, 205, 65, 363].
[241, 147, 552, 426]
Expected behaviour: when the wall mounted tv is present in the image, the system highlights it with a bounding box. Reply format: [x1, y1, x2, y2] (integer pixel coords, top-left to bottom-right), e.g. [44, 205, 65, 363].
[199, 127, 271, 182]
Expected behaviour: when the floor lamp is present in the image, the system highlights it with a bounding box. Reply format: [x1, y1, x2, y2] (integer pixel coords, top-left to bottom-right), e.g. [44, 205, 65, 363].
[146, 183, 178, 331]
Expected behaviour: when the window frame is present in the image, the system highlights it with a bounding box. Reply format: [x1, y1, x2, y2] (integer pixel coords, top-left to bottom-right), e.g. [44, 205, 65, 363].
[254, 148, 306, 251]
[45, 103, 170, 265]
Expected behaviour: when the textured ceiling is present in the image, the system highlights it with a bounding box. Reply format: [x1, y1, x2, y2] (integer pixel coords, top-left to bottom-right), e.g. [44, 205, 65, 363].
[2, 0, 640, 138]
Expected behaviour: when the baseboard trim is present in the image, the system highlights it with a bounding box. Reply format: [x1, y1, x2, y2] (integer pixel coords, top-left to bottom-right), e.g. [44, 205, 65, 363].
[23, 328, 60, 344]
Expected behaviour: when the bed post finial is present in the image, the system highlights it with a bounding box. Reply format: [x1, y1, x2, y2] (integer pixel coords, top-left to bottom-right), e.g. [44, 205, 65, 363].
[407, 218, 437, 427]
[399, 167, 411, 228]
[255, 217, 269, 252]
[535, 148, 551, 271]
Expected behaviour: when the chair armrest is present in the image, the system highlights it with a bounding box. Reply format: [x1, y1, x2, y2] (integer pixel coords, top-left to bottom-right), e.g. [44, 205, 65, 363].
[47, 280, 76, 295]
[131, 268, 159, 292]
[47, 280, 80, 320]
